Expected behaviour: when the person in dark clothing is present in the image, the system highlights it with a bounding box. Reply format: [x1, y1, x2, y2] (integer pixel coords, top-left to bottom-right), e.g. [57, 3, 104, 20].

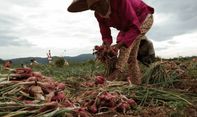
[137, 36, 155, 66]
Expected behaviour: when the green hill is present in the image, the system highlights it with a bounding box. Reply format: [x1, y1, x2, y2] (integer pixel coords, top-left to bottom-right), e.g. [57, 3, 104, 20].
[7, 54, 95, 65]
[0, 58, 4, 64]
[65, 54, 95, 62]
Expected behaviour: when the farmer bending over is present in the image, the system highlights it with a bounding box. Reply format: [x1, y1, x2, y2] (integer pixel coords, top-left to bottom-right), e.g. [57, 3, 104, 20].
[68, 0, 154, 85]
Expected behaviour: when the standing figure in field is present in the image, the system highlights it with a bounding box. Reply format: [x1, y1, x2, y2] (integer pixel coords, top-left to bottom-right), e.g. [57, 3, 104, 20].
[68, 0, 154, 84]
[47, 50, 52, 64]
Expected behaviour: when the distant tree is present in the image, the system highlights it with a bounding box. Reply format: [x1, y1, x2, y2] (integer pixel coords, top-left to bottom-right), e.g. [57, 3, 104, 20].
[54, 57, 65, 67]
[0, 59, 4, 64]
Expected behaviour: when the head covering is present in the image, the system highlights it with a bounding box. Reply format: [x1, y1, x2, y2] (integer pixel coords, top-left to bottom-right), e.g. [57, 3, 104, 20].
[86, 0, 100, 8]
[67, 0, 100, 12]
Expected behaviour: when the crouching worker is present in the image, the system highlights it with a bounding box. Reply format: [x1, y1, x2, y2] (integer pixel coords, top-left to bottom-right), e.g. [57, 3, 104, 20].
[3, 60, 13, 70]
[68, 0, 154, 85]
[30, 58, 39, 66]
[137, 36, 155, 67]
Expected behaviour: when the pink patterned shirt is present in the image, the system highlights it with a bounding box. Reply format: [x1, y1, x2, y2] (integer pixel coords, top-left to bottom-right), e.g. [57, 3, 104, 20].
[95, 0, 154, 47]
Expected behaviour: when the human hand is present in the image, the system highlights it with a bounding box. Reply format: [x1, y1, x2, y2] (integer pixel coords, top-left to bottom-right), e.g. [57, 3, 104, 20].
[112, 42, 125, 50]
[102, 42, 111, 49]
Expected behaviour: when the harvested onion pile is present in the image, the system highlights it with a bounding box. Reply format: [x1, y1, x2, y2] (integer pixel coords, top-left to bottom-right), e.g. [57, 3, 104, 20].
[0, 68, 138, 117]
[77, 90, 137, 114]
[0, 68, 77, 116]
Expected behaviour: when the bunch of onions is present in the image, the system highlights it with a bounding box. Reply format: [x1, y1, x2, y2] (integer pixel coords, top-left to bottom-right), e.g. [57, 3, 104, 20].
[93, 45, 118, 64]
[29, 85, 45, 100]
[81, 91, 137, 114]
[95, 76, 105, 85]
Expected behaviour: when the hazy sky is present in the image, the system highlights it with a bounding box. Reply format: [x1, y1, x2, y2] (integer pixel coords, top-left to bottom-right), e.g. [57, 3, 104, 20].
[0, 0, 197, 59]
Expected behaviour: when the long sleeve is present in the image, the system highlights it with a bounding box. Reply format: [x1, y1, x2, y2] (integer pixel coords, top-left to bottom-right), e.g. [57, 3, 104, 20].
[95, 13, 112, 45]
[117, 0, 141, 47]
